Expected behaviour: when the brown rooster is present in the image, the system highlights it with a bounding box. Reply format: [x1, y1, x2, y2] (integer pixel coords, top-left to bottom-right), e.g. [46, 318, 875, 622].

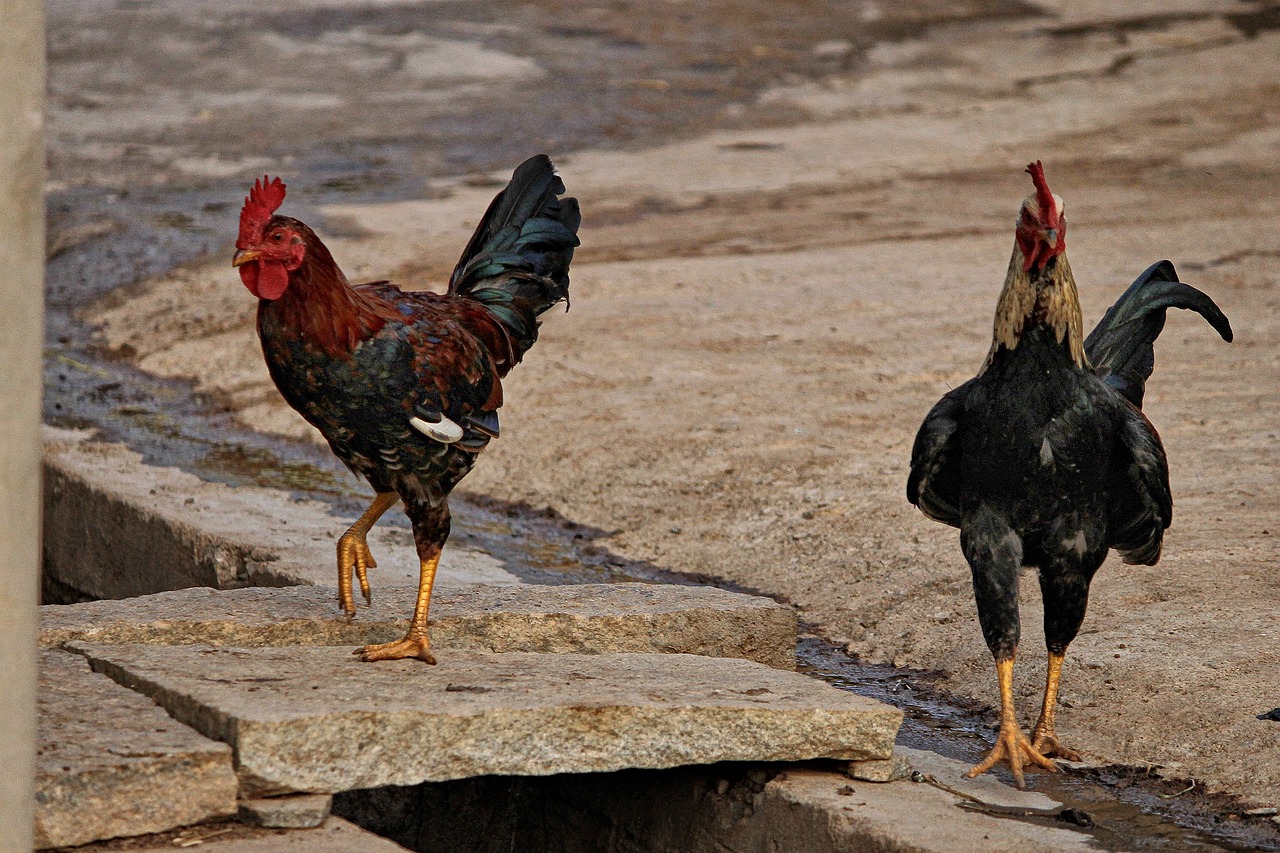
[908, 162, 1232, 785]
[232, 156, 579, 662]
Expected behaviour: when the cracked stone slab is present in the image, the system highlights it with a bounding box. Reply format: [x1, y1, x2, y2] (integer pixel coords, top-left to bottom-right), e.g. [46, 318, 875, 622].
[35, 650, 238, 849]
[69, 644, 902, 796]
[42, 427, 516, 602]
[41, 582, 797, 668]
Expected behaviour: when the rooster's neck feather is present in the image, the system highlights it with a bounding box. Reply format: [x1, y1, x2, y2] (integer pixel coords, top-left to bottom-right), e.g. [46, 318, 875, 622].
[261, 235, 391, 357]
[983, 247, 1085, 372]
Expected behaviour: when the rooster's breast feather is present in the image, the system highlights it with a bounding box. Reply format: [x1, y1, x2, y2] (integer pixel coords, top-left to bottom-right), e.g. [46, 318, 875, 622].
[352, 283, 504, 434]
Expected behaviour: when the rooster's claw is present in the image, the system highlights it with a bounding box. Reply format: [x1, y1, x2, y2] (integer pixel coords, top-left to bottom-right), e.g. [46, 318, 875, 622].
[968, 721, 1058, 789]
[356, 633, 436, 664]
[1031, 728, 1081, 762]
[337, 533, 378, 615]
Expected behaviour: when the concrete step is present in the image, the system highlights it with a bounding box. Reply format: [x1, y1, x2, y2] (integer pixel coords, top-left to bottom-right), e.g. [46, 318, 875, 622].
[67, 643, 903, 797]
[41, 582, 797, 669]
[35, 649, 238, 850]
[42, 427, 517, 601]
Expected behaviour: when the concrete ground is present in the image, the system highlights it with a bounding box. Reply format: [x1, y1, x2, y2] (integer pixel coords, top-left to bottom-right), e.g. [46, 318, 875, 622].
[48, 0, 1280, 832]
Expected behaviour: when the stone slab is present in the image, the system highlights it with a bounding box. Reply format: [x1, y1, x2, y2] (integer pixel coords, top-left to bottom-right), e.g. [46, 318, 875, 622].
[239, 794, 333, 829]
[42, 582, 797, 669]
[34, 650, 238, 849]
[197, 818, 411, 852]
[897, 747, 1062, 814]
[69, 644, 902, 796]
[73, 817, 410, 852]
[335, 764, 1094, 853]
[844, 751, 911, 783]
[42, 427, 517, 602]
[757, 769, 1093, 852]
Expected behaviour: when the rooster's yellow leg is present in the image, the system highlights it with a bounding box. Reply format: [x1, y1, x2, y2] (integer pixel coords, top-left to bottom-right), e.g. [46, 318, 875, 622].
[337, 492, 399, 616]
[968, 656, 1058, 789]
[1031, 652, 1081, 761]
[356, 549, 439, 664]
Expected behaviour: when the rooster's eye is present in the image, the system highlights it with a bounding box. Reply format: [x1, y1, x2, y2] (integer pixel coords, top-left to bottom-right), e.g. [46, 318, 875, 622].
[271, 233, 283, 242]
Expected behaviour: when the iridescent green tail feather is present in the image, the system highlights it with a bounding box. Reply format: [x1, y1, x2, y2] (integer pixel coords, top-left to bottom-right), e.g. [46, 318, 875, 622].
[448, 155, 581, 363]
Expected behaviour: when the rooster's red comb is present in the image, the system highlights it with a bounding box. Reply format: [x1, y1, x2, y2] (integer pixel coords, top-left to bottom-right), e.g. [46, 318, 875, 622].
[1025, 161, 1056, 220]
[237, 176, 287, 249]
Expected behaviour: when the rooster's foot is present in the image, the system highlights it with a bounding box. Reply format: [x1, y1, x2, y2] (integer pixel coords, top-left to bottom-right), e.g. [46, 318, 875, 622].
[1031, 725, 1081, 762]
[335, 492, 399, 615]
[337, 534, 378, 615]
[968, 721, 1058, 789]
[355, 632, 436, 664]
[1030, 652, 1080, 761]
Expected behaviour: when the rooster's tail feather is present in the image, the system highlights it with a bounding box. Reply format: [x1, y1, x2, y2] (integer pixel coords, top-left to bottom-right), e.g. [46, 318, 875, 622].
[449, 155, 580, 369]
[1084, 260, 1232, 408]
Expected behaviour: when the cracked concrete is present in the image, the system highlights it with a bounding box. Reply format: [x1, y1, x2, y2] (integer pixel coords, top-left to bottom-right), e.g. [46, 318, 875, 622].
[35, 650, 237, 849]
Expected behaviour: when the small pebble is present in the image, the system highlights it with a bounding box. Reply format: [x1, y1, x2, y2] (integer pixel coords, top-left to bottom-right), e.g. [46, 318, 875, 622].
[813, 39, 853, 59]
[1057, 808, 1094, 828]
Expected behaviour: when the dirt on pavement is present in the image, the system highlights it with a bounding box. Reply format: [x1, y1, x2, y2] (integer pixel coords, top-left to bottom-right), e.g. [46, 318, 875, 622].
[74, 0, 1280, 812]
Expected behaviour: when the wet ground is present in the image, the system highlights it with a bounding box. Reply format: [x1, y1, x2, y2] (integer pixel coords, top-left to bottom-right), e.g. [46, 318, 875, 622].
[44, 0, 1280, 850]
[802, 640, 1280, 852]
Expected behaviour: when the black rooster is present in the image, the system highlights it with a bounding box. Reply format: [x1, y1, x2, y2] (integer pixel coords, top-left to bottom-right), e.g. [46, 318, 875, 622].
[233, 156, 579, 663]
[908, 162, 1232, 786]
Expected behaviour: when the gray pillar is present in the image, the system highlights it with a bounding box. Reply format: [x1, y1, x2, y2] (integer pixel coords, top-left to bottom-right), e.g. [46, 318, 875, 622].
[0, 0, 46, 849]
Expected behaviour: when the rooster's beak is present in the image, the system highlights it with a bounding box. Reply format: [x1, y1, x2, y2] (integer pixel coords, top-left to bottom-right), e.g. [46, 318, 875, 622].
[1041, 228, 1059, 249]
[232, 248, 260, 267]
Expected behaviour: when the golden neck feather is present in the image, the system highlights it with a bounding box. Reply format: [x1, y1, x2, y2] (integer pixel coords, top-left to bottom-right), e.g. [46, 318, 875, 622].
[983, 246, 1085, 371]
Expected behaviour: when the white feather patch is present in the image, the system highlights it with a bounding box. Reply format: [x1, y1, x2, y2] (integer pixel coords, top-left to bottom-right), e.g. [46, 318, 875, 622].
[1061, 530, 1088, 556]
[1040, 436, 1054, 467]
[410, 414, 463, 444]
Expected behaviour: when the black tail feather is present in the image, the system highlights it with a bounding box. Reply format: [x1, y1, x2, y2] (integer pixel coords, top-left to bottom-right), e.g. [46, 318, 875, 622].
[1084, 261, 1233, 408]
[449, 154, 580, 300]
[448, 155, 580, 364]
